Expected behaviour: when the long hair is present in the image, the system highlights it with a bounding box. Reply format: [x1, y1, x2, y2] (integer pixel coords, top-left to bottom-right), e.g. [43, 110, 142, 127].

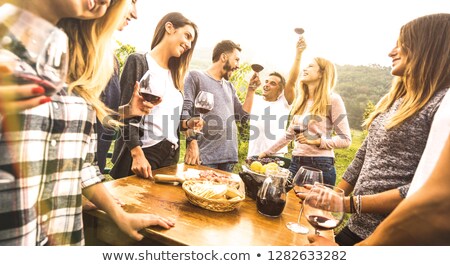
[364, 13, 450, 129]
[291, 57, 337, 117]
[151, 12, 198, 91]
[57, 0, 128, 125]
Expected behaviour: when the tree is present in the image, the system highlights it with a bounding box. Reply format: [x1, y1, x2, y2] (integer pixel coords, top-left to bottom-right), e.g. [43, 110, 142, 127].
[363, 100, 375, 122]
[115, 40, 136, 72]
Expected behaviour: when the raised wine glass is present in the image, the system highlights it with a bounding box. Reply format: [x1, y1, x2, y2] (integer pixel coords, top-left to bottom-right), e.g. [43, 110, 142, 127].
[0, 4, 69, 96]
[294, 27, 305, 35]
[250, 63, 263, 88]
[193, 91, 214, 134]
[285, 166, 323, 234]
[138, 70, 165, 105]
[303, 183, 345, 235]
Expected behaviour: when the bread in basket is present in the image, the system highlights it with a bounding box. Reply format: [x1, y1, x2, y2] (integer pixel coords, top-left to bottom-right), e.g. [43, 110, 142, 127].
[182, 180, 245, 212]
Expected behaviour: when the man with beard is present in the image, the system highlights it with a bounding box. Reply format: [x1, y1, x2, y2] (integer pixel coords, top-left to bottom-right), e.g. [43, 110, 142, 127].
[182, 40, 257, 172]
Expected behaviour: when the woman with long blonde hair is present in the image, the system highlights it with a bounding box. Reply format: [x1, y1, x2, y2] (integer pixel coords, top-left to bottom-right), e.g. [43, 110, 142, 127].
[261, 57, 351, 186]
[334, 13, 450, 246]
[0, 0, 174, 246]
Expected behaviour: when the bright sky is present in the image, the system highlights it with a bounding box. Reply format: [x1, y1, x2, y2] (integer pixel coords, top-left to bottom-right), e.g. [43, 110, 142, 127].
[115, 0, 450, 73]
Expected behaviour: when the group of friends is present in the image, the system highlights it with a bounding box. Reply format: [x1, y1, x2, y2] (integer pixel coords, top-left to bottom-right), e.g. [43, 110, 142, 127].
[0, 0, 449, 246]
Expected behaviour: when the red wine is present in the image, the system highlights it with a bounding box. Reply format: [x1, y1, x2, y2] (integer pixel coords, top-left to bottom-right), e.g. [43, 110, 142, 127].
[139, 90, 161, 104]
[15, 72, 58, 96]
[256, 197, 286, 217]
[306, 215, 339, 230]
[293, 126, 305, 134]
[196, 107, 211, 114]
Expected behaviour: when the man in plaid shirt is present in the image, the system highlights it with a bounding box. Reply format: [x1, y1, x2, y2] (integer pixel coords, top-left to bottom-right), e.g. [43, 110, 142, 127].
[0, 0, 174, 245]
[0, 91, 174, 245]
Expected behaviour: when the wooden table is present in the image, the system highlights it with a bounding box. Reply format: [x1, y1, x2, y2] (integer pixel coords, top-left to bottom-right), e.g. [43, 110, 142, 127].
[83, 164, 333, 246]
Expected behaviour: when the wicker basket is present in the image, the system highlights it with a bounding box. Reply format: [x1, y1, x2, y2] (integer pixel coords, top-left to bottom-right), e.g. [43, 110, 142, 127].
[182, 180, 245, 212]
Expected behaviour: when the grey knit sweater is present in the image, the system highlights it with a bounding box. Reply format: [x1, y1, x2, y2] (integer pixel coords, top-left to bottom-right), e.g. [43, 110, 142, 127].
[343, 88, 448, 240]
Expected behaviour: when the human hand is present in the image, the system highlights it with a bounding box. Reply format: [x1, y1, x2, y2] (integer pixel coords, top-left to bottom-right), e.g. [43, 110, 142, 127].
[120, 81, 158, 119]
[0, 84, 52, 114]
[117, 212, 175, 241]
[306, 234, 339, 246]
[296, 132, 321, 146]
[294, 184, 314, 200]
[184, 140, 200, 165]
[296, 35, 307, 54]
[187, 116, 204, 131]
[248, 72, 261, 90]
[258, 152, 268, 159]
[131, 152, 153, 179]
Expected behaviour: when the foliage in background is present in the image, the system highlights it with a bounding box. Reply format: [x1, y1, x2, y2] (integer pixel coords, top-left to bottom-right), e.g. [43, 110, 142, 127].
[115, 40, 136, 72]
[334, 64, 392, 129]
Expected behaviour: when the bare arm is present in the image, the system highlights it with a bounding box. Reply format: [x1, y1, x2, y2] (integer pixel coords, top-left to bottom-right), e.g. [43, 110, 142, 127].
[83, 183, 174, 241]
[284, 36, 307, 105]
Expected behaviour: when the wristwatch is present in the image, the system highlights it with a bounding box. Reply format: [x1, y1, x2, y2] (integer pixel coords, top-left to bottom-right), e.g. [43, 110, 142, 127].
[186, 134, 200, 142]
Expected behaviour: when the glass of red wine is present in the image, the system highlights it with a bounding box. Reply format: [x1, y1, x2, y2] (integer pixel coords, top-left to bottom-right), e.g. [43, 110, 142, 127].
[192, 91, 214, 135]
[303, 183, 345, 235]
[0, 4, 69, 97]
[286, 166, 323, 234]
[138, 70, 165, 105]
[292, 114, 307, 136]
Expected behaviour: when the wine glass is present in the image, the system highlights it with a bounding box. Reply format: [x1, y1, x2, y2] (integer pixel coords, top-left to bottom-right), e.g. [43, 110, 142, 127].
[294, 27, 305, 35]
[251, 63, 264, 73]
[193, 91, 214, 134]
[303, 183, 345, 235]
[250, 64, 263, 88]
[0, 3, 69, 96]
[138, 70, 165, 105]
[286, 166, 323, 234]
[292, 115, 307, 136]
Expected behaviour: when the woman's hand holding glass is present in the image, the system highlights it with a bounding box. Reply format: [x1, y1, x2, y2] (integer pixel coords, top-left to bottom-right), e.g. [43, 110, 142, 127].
[119, 81, 158, 119]
[303, 183, 345, 235]
[0, 4, 69, 114]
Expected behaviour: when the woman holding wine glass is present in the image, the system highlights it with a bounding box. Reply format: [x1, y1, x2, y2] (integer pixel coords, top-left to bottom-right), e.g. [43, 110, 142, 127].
[331, 13, 450, 246]
[259, 57, 351, 186]
[110, 12, 200, 179]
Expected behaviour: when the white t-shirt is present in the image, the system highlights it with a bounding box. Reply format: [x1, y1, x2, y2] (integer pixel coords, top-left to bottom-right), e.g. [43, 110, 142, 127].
[140, 54, 183, 149]
[247, 94, 291, 157]
[407, 89, 450, 197]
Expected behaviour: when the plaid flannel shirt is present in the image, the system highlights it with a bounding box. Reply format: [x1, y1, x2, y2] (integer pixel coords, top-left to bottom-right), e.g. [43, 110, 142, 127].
[0, 93, 103, 246]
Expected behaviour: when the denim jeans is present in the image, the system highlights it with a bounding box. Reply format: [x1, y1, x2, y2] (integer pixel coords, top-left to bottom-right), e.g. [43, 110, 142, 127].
[288, 156, 336, 186]
[202, 162, 235, 173]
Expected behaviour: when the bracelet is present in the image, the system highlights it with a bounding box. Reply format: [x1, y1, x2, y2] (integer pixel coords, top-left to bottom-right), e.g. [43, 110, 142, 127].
[349, 196, 355, 213]
[355, 195, 362, 215]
